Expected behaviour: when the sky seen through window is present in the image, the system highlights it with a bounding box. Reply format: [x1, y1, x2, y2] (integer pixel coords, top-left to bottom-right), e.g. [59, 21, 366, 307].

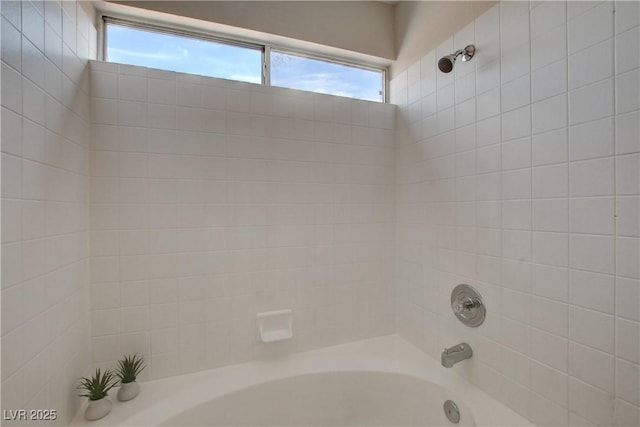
[106, 24, 383, 102]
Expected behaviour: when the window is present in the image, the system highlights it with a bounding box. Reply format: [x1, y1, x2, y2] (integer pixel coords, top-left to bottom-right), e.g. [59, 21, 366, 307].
[271, 50, 384, 102]
[105, 21, 263, 84]
[103, 18, 386, 102]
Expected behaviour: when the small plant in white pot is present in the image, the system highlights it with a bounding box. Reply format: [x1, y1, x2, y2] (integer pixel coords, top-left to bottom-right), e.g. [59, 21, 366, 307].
[115, 354, 145, 401]
[78, 369, 117, 421]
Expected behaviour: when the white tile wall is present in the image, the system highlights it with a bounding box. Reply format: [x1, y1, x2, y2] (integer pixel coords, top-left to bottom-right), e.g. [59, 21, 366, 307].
[1, 1, 96, 425]
[3, 1, 637, 425]
[88, 61, 396, 379]
[392, 1, 640, 426]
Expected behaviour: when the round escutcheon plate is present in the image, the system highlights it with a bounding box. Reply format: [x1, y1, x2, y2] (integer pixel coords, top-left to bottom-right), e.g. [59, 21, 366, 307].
[444, 399, 460, 424]
[451, 284, 486, 327]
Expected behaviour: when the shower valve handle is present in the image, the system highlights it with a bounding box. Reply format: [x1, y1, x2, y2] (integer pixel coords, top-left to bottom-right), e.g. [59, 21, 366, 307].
[453, 297, 478, 315]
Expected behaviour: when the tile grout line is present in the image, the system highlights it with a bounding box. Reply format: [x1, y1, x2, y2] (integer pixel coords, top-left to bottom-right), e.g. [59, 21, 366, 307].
[496, 1, 508, 409]
[527, 2, 535, 417]
[564, 0, 571, 421]
[611, 1, 618, 423]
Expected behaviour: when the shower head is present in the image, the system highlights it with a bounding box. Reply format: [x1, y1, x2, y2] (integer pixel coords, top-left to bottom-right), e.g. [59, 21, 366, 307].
[438, 54, 457, 73]
[438, 44, 475, 73]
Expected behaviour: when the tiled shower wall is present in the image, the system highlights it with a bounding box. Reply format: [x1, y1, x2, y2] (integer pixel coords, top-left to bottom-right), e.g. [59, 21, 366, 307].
[393, 1, 639, 426]
[88, 61, 395, 379]
[1, 0, 96, 425]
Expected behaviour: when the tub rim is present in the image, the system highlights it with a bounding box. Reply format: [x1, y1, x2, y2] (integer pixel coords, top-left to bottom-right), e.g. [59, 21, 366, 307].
[71, 335, 533, 427]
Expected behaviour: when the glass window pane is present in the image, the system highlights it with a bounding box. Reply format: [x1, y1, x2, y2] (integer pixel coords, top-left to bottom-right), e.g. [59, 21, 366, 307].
[106, 24, 262, 84]
[271, 51, 383, 102]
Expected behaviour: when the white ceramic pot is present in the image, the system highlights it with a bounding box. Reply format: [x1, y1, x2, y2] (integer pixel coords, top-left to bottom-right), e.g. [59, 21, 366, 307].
[84, 397, 112, 421]
[117, 381, 140, 401]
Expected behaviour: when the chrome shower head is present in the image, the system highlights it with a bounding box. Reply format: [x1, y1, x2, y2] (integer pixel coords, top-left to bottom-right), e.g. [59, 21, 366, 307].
[438, 44, 475, 73]
[438, 54, 457, 73]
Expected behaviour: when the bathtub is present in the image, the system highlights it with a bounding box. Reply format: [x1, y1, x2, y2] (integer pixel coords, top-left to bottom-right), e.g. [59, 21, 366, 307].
[71, 336, 532, 426]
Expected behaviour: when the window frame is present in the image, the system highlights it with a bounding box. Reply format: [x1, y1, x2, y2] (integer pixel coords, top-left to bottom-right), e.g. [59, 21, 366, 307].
[103, 17, 268, 84]
[268, 47, 387, 102]
[101, 16, 387, 102]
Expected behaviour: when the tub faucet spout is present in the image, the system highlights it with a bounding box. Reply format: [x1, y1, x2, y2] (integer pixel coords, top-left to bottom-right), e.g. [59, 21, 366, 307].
[441, 343, 472, 368]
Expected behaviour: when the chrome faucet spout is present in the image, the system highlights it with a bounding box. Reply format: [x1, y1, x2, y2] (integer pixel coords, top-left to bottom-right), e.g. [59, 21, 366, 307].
[441, 342, 473, 368]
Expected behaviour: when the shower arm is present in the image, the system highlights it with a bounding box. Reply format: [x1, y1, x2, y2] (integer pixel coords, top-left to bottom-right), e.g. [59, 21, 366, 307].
[452, 49, 465, 59]
[457, 45, 475, 62]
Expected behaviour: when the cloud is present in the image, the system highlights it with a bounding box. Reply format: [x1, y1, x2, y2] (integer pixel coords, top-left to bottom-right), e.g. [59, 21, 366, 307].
[229, 74, 262, 84]
[273, 72, 379, 101]
[270, 52, 382, 101]
[108, 48, 179, 63]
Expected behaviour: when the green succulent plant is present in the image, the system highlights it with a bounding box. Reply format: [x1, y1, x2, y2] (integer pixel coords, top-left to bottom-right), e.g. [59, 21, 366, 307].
[115, 354, 145, 384]
[78, 369, 117, 401]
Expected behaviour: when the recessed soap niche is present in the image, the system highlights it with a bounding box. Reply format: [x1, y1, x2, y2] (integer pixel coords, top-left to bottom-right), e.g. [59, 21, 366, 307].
[257, 309, 293, 343]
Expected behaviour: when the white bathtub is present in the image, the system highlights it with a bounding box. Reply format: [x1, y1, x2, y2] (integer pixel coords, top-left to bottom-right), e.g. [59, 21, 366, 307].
[71, 336, 532, 426]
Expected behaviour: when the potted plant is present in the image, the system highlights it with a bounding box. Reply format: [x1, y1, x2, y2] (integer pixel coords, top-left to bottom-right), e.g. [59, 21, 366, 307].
[78, 368, 117, 421]
[115, 354, 145, 401]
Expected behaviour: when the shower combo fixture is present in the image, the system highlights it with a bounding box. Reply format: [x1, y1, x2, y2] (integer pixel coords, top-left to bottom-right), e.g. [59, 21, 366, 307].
[438, 44, 475, 73]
